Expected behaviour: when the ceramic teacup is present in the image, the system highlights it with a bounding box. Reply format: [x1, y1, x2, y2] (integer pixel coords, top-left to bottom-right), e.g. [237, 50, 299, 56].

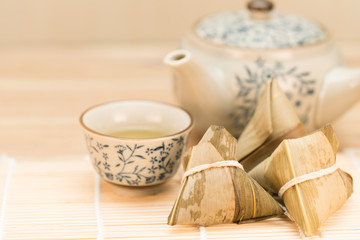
[79, 100, 194, 188]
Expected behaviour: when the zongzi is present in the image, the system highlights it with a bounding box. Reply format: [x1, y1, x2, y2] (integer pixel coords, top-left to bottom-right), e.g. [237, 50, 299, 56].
[236, 78, 307, 171]
[168, 125, 283, 226]
[249, 124, 353, 237]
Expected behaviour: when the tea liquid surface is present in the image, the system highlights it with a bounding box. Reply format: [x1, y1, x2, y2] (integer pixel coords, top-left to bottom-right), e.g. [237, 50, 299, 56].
[106, 129, 168, 138]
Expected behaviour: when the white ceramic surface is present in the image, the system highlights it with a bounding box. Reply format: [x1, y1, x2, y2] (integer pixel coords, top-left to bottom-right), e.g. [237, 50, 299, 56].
[80, 100, 194, 187]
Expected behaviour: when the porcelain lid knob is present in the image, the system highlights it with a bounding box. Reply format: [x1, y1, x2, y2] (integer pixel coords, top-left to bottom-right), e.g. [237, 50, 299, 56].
[247, 0, 273, 19]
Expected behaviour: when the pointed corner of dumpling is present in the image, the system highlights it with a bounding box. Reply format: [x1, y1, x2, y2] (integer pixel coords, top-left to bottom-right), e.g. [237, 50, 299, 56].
[318, 124, 339, 153]
[199, 125, 237, 160]
[236, 79, 273, 160]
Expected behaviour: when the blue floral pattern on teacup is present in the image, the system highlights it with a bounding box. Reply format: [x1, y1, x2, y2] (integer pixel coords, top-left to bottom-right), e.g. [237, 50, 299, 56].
[85, 135, 186, 186]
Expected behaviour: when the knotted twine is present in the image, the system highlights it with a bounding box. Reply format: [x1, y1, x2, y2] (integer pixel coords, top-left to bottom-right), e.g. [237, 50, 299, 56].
[278, 163, 339, 198]
[182, 160, 244, 182]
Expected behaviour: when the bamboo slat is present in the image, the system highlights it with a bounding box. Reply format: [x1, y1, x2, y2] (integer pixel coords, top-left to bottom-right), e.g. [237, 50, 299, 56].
[1, 151, 360, 240]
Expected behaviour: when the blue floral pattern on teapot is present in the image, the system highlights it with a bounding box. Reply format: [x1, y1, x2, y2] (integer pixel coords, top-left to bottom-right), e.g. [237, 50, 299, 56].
[196, 11, 327, 49]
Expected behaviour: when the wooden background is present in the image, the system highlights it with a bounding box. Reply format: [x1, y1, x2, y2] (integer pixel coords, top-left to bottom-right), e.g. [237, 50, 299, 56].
[0, 0, 359, 44]
[0, 1, 359, 159]
[0, 43, 359, 160]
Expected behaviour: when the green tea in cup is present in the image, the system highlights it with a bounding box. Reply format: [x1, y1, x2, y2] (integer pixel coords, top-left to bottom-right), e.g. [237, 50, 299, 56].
[106, 128, 169, 139]
[79, 100, 194, 189]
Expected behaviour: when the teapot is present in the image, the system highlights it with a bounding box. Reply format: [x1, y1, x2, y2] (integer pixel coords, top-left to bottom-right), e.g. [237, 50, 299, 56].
[164, 0, 360, 137]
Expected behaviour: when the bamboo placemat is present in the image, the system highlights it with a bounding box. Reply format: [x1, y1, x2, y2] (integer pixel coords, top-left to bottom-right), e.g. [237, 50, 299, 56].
[1, 150, 360, 240]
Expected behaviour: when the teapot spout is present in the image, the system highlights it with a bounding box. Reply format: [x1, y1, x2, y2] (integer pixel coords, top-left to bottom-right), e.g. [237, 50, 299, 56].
[315, 67, 360, 127]
[164, 50, 206, 103]
[164, 50, 231, 132]
[164, 49, 192, 71]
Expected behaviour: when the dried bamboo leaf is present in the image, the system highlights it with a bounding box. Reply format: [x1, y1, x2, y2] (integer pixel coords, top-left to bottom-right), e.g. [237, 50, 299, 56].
[182, 146, 193, 171]
[236, 78, 307, 171]
[168, 165, 237, 226]
[231, 167, 284, 223]
[183, 125, 237, 170]
[186, 143, 224, 170]
[249, 125, 353, 237]
[168, 161, 283, 225]
[319, 123, 339, 153]
[236, 79, 273, 160]
[199, 125, 237, 160]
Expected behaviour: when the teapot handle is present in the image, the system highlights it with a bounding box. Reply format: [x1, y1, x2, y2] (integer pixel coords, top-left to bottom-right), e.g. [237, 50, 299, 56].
[315, 66, 360, 128]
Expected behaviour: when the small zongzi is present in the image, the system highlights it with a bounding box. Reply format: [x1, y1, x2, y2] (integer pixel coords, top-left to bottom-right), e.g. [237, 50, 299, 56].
[168, 125, 283, 226]
[236, 78, 307, 171]
[249, 124, 353, 237]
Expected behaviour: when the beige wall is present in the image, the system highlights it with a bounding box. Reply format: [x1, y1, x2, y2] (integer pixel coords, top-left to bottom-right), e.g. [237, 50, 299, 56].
[0, 0, 359, 45]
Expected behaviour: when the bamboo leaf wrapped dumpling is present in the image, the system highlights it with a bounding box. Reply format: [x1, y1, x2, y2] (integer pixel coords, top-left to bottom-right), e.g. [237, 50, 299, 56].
[236, 78, 307, 171]
[249, 125, 353, 237]
[168, 126, 283, 226]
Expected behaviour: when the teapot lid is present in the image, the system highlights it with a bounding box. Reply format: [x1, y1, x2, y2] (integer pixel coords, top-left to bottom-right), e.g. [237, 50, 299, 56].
[194, 0, 327, 49]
